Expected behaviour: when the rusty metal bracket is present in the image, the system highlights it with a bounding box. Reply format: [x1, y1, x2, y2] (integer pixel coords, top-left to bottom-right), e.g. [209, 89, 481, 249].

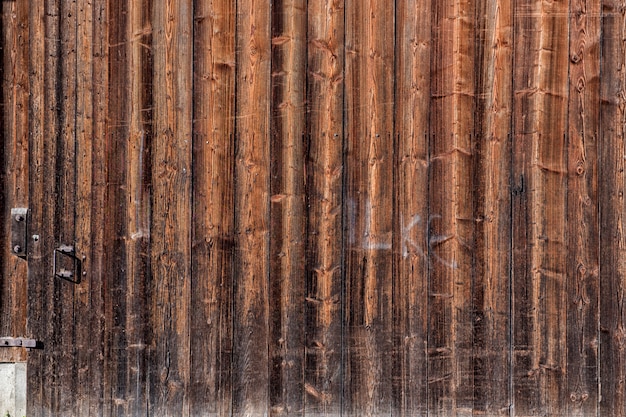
[0, 337, 43, 350]
[10, 208, 28, 259]
[53, 245, 82, 284]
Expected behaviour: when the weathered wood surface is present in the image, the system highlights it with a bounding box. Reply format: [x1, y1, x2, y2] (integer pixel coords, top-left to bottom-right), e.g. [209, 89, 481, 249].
[474, 0, 513, 413]
[393, 0, 430, 414]
[513, 0, 570, 414]
[0, 0, 28, 347]
[600, 0, 626, 416]
[0, 1, 622, 416]
[567, 0, 600, 415]
[190, 0, 235, 415]
[429, 0, 475, 412]
[232, 0, 271, 416]
[344, 0, 394, 415]
[305, 0, 344, 415]
[269, 1, 307, 415]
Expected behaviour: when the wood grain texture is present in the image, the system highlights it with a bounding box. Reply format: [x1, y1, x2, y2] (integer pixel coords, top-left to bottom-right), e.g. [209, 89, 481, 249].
[232, 1, 271, 415]
[103, 0, 131, 414]
[0, 4, 5, 341]
[270, 0, 307, 415]
[74, 0, 96, 412]
[73, 0, 107, 414]
[428, 0, 476, 413]
[473, 0, 513, 413]
[344, 0, 395, 415]
[25, 0, 48, 413]
[566, 0, 600, 415]
[150, 0, 193, 413]
[55, 0, 79, 414]
[116, 0, 153, 414]
[190, 0, 235, 415]
[10, 1, 626, 415]
[305, 0, 345, 414]
[513, 0, 570, 414]
[392, 0, 430, 414]
[0, 0, 29, 340]
[599, 1, 626, 416]
[26, 0, 65, 414]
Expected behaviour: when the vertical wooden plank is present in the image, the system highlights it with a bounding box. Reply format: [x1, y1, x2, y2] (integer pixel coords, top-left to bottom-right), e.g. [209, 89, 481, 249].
[599, 1, 626, 416]
[304, 0, 345, 414]
[428, 0, 475, 412]
[74, 0, 108, 413]
[26, 0, 70, 414]
[103, 0, 131, 414]
[124, 0, 153, 414]
[232, 0, 271, 415]
[1, 0, 29, 339]
[74, 0, 95, 412]
[567, 0, 600, 415]
[104, 0, 153, 414]
[0, 1, 5, 341]
[392, 0, 430, 414]
[269, 0, 306, 415]
[0, 1, 4, 341]
[150, 0, 193, 413]
[25, 0, 49, 412]
[56, 0, 79, 413]
[473, 0, 513, 413]
[33, 0, 78, 413]
[512, 0, 570, 414]
[92, 2, 109, 415]
[190, 0, 235, 415]
[343, 0, 394, 415]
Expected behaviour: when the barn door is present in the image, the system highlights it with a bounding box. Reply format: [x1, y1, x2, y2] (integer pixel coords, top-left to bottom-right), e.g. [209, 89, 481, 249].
[10, 0, 189, 414]
[17, 0, 107, 414]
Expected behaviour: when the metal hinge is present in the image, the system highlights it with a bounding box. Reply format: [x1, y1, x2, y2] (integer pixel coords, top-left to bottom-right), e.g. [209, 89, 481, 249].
[10, 208, 28, 258]
[0, 337, 43, 350]
[53, 245, 82, 284]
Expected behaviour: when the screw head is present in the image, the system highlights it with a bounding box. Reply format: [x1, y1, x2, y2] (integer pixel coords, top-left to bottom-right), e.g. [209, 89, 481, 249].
[14, 214, 24, 222]
[13, 245, 22, 253]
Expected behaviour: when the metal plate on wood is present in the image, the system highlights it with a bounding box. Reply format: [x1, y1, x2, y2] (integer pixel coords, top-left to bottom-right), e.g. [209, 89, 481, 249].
[0, 338, 42, 350]
[10, 208, 28, 259]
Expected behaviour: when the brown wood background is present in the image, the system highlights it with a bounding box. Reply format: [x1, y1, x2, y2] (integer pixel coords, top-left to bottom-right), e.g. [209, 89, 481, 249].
[0, 0, 621, 415]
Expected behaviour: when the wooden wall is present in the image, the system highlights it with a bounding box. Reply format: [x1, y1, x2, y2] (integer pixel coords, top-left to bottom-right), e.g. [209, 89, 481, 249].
[0, 0, 622, 415]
